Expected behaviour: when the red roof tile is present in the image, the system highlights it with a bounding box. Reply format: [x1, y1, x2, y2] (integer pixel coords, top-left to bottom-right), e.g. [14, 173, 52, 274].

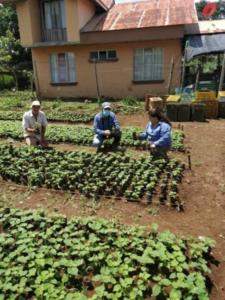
[82, 0, 198, 32]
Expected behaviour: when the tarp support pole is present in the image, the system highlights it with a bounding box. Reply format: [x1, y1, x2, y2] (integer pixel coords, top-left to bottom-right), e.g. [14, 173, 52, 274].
[219, 52, 225, 92]
[181, 41, 188, 91]
[167, 56, 174, 94]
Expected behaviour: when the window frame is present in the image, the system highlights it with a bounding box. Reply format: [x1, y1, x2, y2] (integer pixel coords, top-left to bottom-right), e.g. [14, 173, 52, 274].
[89, 50, 118, 63]
[49, 52, 77, 86]
[133, 48, 164, 84]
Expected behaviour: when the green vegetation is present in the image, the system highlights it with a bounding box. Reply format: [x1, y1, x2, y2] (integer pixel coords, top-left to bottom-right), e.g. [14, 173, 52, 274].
[0, 208, 215, 299]
[0, 111, 93, 123]
[0, 145, 184, 208]
[0, 74, 14, 90]
[0, 5, 32, 89]
[0, 121, 185, 152]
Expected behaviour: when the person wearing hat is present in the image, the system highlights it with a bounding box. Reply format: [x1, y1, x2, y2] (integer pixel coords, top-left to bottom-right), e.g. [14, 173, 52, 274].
[93, 102, 122, 150]
[22, 100, 48, 146]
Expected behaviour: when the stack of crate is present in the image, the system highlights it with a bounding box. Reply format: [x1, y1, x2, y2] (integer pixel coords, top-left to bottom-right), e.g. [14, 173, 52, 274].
[218, 91, 225, 118]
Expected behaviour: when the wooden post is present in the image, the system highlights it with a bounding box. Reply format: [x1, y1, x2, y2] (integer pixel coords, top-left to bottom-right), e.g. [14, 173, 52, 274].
[167, 56, 175, 94]
[219, 52, 225, 92]
[187, 151, 192, 170]
[195, 66, 200, 92]
[181, 41, 188, 92]
[94, 60, 100, 99]
[33, 60, 40, 99]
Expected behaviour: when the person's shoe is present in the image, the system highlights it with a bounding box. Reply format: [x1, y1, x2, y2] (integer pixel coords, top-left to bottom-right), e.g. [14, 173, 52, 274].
[113, 145, 126, 152]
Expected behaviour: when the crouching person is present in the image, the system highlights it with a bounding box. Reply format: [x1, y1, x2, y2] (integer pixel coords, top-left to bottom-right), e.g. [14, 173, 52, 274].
[93, 102, 122, 151]
[135, 109, 172, 157]
[22, 100, 48, 147]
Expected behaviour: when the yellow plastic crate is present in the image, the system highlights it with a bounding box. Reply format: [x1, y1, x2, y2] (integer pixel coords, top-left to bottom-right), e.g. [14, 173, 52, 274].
[195, 91, 216, 101]
[217, 91, 225, 101]
[166, 95, 181, 103]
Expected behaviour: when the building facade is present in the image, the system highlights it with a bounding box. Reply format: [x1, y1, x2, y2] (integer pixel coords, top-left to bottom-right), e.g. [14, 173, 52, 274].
[2, 0, 198, 99]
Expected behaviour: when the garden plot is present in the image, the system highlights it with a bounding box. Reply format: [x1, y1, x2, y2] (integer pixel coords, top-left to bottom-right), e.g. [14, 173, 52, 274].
[0, 145, 185, 210]
[0, 111, 93, 123]
[0, 208, 215, 300]
[0, 121, 185, 152]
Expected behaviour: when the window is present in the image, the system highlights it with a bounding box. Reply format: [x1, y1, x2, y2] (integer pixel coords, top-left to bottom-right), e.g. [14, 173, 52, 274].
[134, 48, 163, 82]
[50, 53, 76, 84]
[41, 0, 67, 41]
[89, 50, 118, 62]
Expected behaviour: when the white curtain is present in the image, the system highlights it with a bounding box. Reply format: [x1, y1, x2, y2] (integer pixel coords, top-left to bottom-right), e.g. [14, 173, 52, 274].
[44, 2, 52, 29]
[134, 48, 144, 81]
[50, 53, 76, 83]
[50, 54, 59, 83]
[134, 48, 163, 81]
[67, 53, 76, 83]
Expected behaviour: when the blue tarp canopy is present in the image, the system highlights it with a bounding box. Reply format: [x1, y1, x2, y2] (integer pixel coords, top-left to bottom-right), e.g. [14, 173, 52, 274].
[186, 34, 225, 62]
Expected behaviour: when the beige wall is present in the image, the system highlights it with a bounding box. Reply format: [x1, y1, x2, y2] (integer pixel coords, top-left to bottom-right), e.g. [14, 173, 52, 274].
[78, 0, 96, 29]
[16, 0, 41, 47]
[16, 0, 96, 46]
[65, 0, 80, 42]
[32, 39, 182, 99]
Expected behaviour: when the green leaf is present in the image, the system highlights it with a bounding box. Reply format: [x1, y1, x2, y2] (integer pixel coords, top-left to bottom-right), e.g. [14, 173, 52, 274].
[67, 267, 78, 276]
[152, 284, 161, 297]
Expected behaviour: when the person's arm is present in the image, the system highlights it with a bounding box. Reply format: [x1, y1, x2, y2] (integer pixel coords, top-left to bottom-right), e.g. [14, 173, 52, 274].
[93, 115, 105, 136]
[112, 113, 120, 130]
[22, 114, 35, 134]
[153, 125, 171, 147]
[41, 113, 48, 140]
[139, 124, 149, 140]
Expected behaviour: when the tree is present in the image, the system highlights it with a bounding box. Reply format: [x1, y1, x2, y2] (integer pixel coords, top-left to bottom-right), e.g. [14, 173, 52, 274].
[0, 4, 32, 90]
[0, 4, 19, 38]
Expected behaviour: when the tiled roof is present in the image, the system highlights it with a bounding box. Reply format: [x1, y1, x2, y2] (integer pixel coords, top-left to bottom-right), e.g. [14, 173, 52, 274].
[82, 0, 198, 32]
[185, 20, 225, 35]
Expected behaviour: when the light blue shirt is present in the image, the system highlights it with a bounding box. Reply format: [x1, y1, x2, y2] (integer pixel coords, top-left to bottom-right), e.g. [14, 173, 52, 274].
[140, 122, 171, 147]
[93, 111, 120, 136]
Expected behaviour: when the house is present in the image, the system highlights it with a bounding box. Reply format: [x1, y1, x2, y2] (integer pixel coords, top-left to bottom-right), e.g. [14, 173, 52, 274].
[1, 0, 198, 99]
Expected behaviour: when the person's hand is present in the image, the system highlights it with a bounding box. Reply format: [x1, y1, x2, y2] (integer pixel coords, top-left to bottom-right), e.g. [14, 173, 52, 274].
[35, 128, 41, 134]
[132, 132, 137, 140]
[104, 130, 111, 137]
[150, 143, 156, 149]
[40, 138, 48, 147]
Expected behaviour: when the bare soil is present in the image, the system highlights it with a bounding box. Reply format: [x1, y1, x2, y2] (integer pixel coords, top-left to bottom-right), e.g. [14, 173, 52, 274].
[0, 116, 225, 300]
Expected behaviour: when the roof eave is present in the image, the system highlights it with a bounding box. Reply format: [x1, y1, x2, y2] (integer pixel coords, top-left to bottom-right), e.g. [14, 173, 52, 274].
[94, 0, 114, 11]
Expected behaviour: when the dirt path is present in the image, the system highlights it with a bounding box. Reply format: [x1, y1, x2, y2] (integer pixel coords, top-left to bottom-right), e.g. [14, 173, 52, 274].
[0, 118, 225, 299]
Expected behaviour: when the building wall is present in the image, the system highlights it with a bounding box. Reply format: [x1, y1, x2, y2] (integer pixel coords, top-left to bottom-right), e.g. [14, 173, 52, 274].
[65, 0, 80, 42]
[16, 0, 96, 46]
[32, 39, 182, 99]
[16, 0, 41, 46]
[78, 0, 96, 29]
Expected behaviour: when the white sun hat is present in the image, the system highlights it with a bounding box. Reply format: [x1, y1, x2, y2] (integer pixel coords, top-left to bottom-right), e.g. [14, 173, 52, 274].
[31, 100, 41, 107]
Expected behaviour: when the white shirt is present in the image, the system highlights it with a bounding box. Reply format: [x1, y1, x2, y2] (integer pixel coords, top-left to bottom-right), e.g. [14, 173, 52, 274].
[22, 110, 48, 138]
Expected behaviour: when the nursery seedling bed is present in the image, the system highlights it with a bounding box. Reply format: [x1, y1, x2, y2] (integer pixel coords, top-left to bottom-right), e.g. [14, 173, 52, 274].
[0, 121, 185, 152]
[0, 145, 185, 210]
[0, 208, 215, 299]
[0, 110, 94, 123]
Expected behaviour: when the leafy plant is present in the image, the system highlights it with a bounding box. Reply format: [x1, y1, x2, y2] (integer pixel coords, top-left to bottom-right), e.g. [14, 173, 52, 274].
[0, 208, 215, 299]
[0, 145, 185, 209]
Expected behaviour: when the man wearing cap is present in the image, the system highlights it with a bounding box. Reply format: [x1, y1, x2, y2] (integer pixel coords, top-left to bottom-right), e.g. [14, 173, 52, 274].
[22, 100, 48, 146]
[93, 102, 122, 150]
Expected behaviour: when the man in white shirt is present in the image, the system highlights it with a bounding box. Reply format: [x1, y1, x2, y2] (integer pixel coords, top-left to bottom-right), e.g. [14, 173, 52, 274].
[22, 100, 48, 146]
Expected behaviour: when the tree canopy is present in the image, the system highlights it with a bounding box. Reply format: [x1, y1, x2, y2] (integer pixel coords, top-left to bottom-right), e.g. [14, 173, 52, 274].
[0, 4, 32, 89]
